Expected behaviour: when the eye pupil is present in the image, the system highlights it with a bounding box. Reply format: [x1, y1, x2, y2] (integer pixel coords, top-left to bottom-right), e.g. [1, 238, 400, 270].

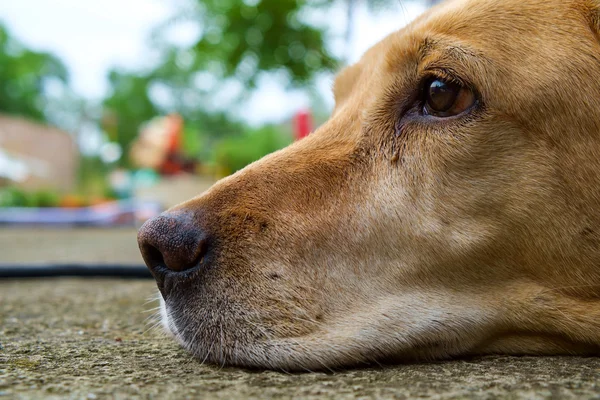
[421, 77, 476, 118]
[427, 79, 460, 113]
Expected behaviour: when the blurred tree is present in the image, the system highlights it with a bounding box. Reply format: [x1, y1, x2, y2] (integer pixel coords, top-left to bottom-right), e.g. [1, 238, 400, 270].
[102, 0, 340, 161]
[102, 71, 158, 151]
[0, 24, 69, 122]
[102, 67, 245, 164]
[157, 0, 339, 88]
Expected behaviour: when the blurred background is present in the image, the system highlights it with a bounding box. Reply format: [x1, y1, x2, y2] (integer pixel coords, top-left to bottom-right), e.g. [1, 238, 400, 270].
[0, 0, 439, 264]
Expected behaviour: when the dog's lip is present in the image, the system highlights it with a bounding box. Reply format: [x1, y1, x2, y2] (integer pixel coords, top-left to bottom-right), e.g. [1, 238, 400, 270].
[150, 263, 202, 297]
[150, 262, 204, 279]
[147, 264, 168, 294]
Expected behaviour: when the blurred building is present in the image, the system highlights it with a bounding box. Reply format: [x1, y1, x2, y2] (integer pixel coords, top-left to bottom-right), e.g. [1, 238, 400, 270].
[0, 114, 77, 191]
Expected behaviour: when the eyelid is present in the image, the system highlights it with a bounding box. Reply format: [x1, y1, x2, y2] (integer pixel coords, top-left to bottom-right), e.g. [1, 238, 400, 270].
[419, 69, 480, 105]
[420, 68, 466, 88]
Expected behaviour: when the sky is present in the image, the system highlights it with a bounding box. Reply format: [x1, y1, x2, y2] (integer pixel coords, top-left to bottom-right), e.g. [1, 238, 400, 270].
[0, 0, 426, 125]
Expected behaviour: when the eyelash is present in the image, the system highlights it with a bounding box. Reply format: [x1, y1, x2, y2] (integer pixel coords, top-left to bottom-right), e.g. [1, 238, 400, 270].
[421, 67, 464, 84]
[419, 71, 463, 96]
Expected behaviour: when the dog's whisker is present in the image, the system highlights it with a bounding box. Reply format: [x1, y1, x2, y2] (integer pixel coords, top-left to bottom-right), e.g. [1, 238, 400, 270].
[141, 306, 162, 314]
[142, 320, 164, 336]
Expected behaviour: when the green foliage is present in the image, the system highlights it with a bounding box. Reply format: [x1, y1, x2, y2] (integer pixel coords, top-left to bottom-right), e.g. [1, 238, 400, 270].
[180, 126, 208, 161]
[180, 113, 247, 163]
[0, 24, 69, 122]
[0, 187, 28, 207]
[0, 187, 61, 208]
[102, 71, 159, 155]
[213, 125, 293, 175]
[76, 155, 114, 199]
[31, 189, 61, 207]
[174, 0, 339, 87]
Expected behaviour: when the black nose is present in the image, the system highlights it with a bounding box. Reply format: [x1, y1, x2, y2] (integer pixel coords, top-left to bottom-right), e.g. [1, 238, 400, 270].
[138, 211, 208, 279]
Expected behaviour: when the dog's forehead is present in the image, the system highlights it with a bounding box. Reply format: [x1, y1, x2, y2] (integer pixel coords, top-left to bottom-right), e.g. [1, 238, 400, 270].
[410, 0, 584, 38]
[380, 0, 586, 61]
[333, 0, 592, 107]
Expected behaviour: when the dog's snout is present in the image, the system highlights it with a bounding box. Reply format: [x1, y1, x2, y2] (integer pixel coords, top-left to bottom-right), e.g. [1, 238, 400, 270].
[138, 211, 208, 276]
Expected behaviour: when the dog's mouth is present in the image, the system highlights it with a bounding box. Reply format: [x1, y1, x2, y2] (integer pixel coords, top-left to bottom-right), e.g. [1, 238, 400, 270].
[148, 263, 205, 299]
[156, 285, 497, 371]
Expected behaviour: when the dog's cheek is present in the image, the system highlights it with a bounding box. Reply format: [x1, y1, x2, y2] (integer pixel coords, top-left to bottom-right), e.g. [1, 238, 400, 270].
[393, 118, 553, 268]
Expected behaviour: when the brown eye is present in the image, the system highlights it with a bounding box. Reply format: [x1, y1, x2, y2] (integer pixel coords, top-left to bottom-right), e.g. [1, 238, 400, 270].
[424, 78, 476, 117]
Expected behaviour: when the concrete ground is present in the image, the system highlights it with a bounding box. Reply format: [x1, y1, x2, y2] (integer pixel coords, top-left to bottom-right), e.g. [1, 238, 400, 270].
[2, 227, 600, 399]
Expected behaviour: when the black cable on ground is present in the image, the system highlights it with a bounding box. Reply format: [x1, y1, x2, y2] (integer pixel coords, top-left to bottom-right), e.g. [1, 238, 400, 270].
[0, 264, 152, 279]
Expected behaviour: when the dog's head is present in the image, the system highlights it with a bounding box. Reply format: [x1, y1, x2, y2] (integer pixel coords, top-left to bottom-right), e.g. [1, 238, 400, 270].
[138, 0, 600, 370]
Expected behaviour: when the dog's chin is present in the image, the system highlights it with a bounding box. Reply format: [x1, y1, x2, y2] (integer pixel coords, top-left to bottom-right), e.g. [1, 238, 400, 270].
[158, 295, 179, 340]
[156, 289, 500, 371]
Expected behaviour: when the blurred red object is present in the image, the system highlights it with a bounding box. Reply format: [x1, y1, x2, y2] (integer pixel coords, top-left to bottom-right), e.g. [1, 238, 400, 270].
[166, 114, 183, 153]
[294, 110, 313, 140]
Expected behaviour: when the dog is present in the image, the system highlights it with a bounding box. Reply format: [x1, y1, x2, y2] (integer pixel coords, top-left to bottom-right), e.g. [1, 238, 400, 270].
[138, 0, 600, 370]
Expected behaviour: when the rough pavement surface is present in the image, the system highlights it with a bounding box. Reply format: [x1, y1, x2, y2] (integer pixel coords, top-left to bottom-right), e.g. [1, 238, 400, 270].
[1, 229, 600, 399]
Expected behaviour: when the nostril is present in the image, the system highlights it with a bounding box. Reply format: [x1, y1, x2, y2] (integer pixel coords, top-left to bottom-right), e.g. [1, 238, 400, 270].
[138, 212, 209, 274]
[143, 243, 166, 270]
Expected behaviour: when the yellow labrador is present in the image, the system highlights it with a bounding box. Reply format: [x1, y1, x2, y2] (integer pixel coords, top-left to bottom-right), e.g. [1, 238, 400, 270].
[138, 0, 600, 370]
